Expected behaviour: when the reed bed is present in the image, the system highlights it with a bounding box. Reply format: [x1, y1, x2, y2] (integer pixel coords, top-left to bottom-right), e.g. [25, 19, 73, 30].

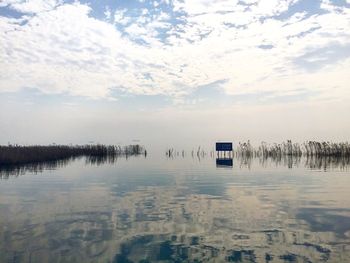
[236, 140, 350, 158]
[166, 140, 350, 159]
[165, 142, 350, 170]
[0, 144, 146, 166]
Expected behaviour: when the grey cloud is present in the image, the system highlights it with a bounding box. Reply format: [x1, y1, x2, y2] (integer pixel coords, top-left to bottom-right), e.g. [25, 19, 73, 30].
[257, 44, 274, 50]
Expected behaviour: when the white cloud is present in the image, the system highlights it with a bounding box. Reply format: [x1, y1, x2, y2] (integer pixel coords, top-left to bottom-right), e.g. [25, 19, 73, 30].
[104, 6, 112, 21]
[0, 0, 61, 13]
[0, 0, 349, 104]
[114, 9, 131, 25]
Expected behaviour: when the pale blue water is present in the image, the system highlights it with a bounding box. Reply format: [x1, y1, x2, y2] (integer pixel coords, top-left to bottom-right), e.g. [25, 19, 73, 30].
[0, 153, 350, 262]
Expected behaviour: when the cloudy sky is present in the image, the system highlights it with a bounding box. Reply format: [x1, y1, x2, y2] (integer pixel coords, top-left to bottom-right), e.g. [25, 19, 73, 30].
[0, 0, 349, 147]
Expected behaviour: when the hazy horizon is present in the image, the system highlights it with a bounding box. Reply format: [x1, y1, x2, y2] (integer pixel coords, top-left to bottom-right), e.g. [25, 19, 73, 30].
[1, 0, 350, 147]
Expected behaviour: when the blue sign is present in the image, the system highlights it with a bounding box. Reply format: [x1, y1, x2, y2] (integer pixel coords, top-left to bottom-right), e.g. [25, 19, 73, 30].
[216, 142, 233, 151]
[216, 158, 233, 167]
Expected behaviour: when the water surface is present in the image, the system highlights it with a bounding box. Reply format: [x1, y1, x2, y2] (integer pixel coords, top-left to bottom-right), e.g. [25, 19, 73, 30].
[0, 154, 350, 262]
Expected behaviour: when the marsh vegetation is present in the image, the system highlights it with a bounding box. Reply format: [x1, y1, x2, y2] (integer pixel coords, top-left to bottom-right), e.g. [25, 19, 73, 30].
[166, 141, 350, 170]
[236, 140, 350, 158]
[0, 144, 146, 166]
[0, 144, 147, 177]
[166, 141, 350, 158]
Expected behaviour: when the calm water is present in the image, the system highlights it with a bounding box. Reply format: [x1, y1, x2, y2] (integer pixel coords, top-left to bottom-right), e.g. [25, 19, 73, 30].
[0, 153, 350, 263]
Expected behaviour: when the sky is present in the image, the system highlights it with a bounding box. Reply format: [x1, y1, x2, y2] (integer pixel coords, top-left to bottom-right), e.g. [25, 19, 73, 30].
[0, 0, 349, 148]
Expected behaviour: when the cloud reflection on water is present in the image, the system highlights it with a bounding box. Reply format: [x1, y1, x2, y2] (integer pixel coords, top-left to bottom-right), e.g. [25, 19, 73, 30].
[0, 155, 350, 262]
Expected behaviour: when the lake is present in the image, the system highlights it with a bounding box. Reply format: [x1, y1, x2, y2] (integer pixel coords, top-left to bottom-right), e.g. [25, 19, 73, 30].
[0, 152, 350, 262]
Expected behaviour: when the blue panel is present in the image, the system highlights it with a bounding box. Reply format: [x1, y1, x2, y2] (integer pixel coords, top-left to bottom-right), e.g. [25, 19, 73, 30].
[216, 142, 232, 151]
[216, 158, 233, 167]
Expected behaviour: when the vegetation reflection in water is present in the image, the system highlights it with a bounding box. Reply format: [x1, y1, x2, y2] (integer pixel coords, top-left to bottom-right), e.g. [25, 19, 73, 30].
[0, 154, 350, 262]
